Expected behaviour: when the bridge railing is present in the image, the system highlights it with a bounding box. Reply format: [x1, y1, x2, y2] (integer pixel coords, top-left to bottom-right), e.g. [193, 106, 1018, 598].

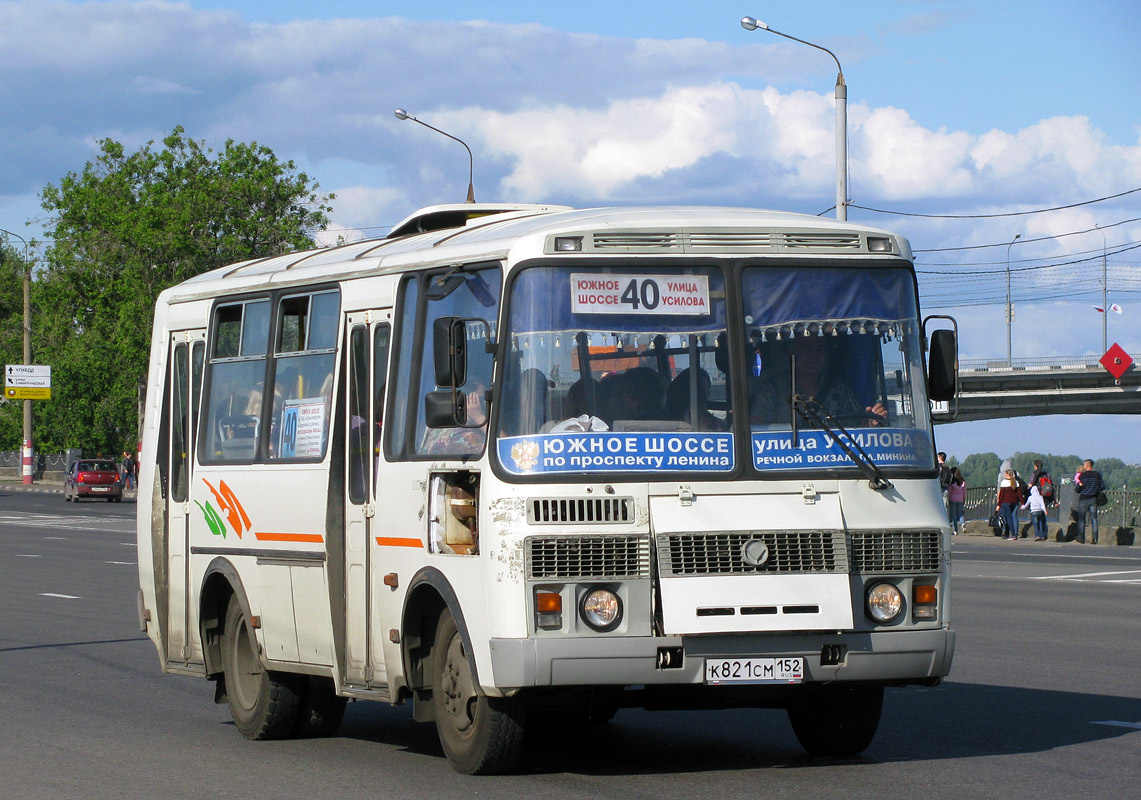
[963, 485, 1139, 528]
[958, 354, 1126, 372]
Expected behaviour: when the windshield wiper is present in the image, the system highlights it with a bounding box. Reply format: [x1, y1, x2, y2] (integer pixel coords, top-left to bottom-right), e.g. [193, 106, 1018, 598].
[792, 395, 893, 491]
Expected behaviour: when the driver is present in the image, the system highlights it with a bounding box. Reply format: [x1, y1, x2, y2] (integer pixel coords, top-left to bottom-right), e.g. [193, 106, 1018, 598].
[750, 332, 886, 428]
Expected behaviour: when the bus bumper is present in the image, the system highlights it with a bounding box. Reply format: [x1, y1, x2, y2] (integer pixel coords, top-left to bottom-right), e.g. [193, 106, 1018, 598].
[489, 628, 954, 688]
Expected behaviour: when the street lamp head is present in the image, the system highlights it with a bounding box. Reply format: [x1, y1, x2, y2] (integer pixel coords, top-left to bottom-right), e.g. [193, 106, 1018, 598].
[740, 16, 768, 31]
[1014, 233, 1021, 241]
[393, 106, 476, 203]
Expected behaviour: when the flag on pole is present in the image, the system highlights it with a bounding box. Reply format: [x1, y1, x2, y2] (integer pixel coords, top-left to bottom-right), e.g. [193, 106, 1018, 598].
[1110, 302, 1123, 314]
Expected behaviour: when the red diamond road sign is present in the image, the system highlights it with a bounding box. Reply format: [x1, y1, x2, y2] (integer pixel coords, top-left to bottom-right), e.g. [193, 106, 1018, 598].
[1100, 343, 1133, 380]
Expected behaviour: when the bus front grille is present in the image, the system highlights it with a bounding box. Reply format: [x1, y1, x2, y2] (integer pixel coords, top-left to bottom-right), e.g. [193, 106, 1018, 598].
[527, 496, 635, 524]
[527, 535, 651, 580]
[849, 530, 942, 572]
[656, 531, 847, 576]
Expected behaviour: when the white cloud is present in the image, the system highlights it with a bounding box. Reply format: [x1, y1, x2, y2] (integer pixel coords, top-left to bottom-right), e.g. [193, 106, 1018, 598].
[317, 185, 406, 245]
[130, 76, 200, 95]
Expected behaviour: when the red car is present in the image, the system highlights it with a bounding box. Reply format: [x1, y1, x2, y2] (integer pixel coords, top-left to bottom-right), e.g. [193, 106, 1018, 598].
[64, 459, 123, 502]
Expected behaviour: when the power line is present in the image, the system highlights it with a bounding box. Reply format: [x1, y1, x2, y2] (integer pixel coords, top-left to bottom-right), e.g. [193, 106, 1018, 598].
[916, 244, 1141, 275]
[913, 217, 1141, 254]
[852, 186, 1141, 219]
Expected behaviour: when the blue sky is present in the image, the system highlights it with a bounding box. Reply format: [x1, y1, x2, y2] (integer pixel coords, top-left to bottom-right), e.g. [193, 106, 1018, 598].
[1, 0, 1139, 464]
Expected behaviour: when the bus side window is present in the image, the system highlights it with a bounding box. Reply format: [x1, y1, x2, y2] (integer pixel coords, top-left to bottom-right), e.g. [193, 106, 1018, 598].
[268, 290, 339, 461]
[201, 299, 270, 462]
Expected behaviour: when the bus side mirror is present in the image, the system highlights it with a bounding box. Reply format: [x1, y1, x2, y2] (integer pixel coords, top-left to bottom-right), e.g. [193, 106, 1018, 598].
[425, 389, 466, 428]
[927, 328, 957, 402]
[433, 317, 467, 388]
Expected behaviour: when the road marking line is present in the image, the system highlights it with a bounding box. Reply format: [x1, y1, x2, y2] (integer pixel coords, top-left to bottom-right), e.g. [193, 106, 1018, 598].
[44, 536, 67, 540]
[952, 550, 1139, 561]
[16, 554, 41, 558]
[1092, 720, 1141, 730]
[1030, 569, 1141, 580]
[105, 560, 136, 565]
[40, 592, 80, 599]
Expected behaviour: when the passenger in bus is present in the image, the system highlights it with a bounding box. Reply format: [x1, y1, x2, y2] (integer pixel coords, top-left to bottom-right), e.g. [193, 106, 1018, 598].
[750, 333, 887, 428]
[420, 383, 488, 455]
[601, 366, 667, 423]
[666, 367, 723, 430]
[499, 368, 550, 436]
[548, 376, 609, 432]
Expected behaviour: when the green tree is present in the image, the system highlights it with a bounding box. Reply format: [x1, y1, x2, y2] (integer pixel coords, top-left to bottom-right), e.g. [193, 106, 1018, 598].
[958, 451, 1001, 490]
[0, 239, 30, 448]
[29, 127, 333, 454]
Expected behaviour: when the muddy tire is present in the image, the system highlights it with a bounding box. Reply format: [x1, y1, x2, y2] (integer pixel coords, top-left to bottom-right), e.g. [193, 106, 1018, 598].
[221, 596, 302, 739]
[431, 610, 526, 774]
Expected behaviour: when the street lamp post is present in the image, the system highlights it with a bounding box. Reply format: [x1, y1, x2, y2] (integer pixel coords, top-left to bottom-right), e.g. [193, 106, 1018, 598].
[1005, 233, 1021, 366]
[394, 108, 476, 203]
[1, 227, 33, 484]
[740, 16, 847, 220]
[1096, 224, 1107, 353]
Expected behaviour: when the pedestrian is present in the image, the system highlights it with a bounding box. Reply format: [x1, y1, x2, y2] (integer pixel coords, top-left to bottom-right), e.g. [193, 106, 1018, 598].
[937, 452, 952, 510]
[1074, 459, 1106, 544]
[121, 450, 135, 490]
[995, 468, 1022, 540]
[947, 467, 966, 535]
[1021, 484, 1048, 541]
[1030, 458, 1056, 507]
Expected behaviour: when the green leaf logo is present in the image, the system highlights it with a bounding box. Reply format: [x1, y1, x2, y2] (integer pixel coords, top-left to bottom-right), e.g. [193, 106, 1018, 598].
[195, 500, 227, 539]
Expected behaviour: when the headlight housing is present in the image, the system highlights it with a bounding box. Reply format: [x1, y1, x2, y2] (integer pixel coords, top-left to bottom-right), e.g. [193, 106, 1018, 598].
[579, 586, 622, 632]
[866, 582, 903, 623]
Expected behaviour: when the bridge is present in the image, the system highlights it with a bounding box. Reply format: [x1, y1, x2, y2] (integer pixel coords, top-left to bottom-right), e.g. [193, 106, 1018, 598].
[933, 352, 1141, 422]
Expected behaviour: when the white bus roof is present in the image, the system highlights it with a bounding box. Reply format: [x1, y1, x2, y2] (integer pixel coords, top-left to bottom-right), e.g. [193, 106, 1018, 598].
[162, 204, 912, 303]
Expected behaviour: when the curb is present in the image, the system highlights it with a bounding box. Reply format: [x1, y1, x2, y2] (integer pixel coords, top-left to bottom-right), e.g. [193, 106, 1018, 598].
[1, 481, 139, 499]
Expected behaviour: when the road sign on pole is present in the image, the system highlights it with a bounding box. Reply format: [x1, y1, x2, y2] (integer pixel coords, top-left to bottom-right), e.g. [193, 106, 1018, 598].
[5, 364, 51, 388]
[5, 386, 51, 400]
[1100, 344, 1133, 381]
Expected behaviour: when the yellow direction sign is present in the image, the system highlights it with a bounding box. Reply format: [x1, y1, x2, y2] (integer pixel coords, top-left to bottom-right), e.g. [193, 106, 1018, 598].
[4, 386, 51, 400]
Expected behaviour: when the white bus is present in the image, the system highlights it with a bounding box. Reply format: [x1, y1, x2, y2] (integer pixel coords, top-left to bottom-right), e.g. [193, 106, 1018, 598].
[137, 202, 958, 774]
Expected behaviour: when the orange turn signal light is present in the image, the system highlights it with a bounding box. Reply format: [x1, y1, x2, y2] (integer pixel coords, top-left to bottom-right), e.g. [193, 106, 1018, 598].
[913, 584, 937, 605]
[536, 591, 562, 613]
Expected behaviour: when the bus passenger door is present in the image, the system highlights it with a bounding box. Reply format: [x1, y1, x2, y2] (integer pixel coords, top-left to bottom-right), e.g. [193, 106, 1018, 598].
[343, 313, 391, 688]
[166, 329, 205, 666]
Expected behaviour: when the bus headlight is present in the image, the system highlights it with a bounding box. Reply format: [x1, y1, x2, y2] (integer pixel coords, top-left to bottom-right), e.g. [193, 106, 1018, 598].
[865, 582, 903, 623]
[580, 586, 622, 632]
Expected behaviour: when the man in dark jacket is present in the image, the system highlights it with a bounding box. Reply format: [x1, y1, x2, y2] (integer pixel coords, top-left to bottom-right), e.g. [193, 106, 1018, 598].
[1075, 459, 1105, 544]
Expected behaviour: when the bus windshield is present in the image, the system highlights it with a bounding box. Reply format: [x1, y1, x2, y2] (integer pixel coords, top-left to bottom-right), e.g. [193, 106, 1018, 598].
[743, 265, 933, 473]
[494, 263, 933, 477]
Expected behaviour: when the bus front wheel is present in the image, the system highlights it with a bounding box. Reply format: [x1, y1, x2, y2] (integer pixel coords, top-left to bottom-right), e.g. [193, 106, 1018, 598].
[431, 610, 526, 774]
[221, 596, 302, 740]
[786, 684, 883, 757]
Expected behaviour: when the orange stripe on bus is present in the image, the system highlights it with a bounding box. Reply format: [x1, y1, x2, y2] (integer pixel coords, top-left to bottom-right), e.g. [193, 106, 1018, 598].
[375, 536, 424, 549]
[254, 532, 325, 543]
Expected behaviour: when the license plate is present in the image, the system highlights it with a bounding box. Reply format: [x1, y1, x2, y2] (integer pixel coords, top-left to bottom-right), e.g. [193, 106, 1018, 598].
[705, 657, 804, 684]
[90, 486, 109, 492]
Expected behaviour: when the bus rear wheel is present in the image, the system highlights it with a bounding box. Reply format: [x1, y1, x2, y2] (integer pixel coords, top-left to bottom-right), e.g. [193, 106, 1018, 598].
[431, 610, 526, 774]
[221, 596, 302, 740]
[786, 684, 883, 757]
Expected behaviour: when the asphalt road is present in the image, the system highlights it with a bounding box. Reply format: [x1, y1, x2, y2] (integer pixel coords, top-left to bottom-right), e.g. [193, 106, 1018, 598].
[1, 488, 1138, 799]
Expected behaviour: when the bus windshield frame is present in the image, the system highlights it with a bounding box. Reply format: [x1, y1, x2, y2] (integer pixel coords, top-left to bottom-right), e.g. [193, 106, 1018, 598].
[492, 259, 936, 481]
